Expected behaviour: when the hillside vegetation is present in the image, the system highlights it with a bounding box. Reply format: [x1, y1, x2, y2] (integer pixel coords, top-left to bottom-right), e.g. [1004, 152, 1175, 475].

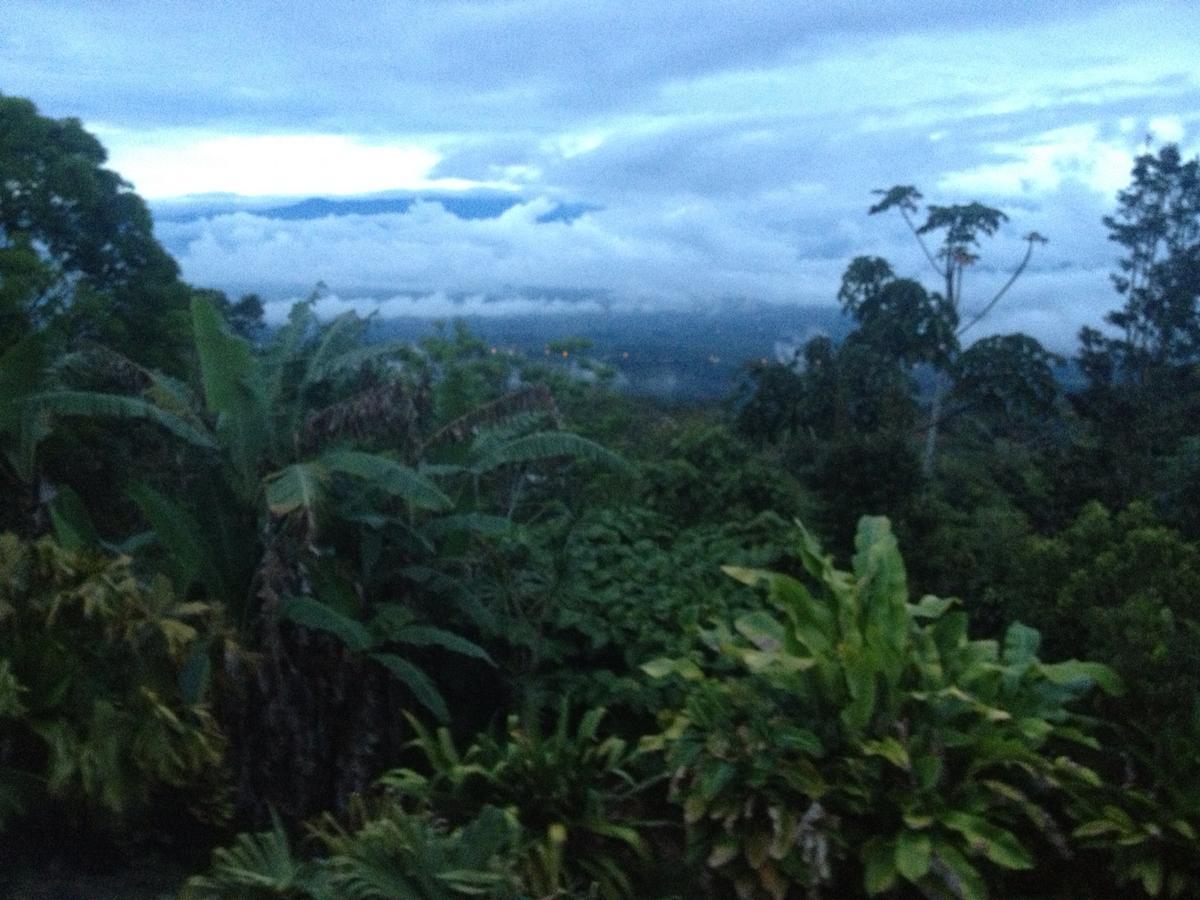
[2, 94, 1200, 899]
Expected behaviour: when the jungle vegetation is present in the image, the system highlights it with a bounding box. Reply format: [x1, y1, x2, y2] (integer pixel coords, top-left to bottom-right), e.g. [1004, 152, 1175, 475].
[2, 94, 1200, 899]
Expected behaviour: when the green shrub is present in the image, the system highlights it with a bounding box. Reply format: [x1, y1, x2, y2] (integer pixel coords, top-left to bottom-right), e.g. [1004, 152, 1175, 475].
[183, 804, 521, 900]
[0, 532, 225, 833]
[644, 516, 1122, 899]
[386, 703, 652, 899]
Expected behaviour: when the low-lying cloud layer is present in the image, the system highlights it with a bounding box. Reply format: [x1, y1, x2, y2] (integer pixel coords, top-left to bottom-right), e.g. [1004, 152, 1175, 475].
[4, 1, 1199, 351]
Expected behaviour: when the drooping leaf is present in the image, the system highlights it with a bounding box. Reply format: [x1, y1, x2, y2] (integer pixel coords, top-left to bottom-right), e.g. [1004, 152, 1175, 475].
[129, 482, 227, 599]
[895, 830, 932, 881]
[940, 812, 1033, 870]
[734, 611, 787, 652]
[379, 623, 495, 666]
[25, 390, 217, 449]
[279, 596, 373, 652]
[48, 485, 99, 552]
[930, 842, 987, 900]
[370, 652, 450, 722]
[472, 431, 630, 473]
[862, 837, 899, 895]
[323, 450, 452, 512]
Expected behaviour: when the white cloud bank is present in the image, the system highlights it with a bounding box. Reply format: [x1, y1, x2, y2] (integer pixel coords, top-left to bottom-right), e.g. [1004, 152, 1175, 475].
[5, 0, 1198, 352]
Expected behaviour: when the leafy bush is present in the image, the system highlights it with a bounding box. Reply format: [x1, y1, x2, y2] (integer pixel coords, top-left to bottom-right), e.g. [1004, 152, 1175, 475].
[467, 505, 796, 715]
[987, 501, 1200, 896]
[0, 532, 225, 833]
[638, 421, 814, 524]
[995, 502, 1200, 726]
[386, 703, 653, 899]
[644, 516, 1122, 899]
[183, 804, 521, 900]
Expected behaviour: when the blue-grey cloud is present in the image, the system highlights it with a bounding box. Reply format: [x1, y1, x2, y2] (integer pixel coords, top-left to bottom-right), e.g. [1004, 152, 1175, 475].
[3, 0, 1199, 353]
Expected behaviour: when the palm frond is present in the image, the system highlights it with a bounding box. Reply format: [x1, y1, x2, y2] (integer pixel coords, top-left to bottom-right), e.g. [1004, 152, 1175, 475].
[182, 810, 322, 899]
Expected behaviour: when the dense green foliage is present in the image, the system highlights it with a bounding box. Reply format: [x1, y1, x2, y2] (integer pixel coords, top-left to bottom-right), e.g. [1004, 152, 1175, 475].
[2, 99, 1199, 898]
[645, 518, 1120, 899]
[0, 533, 224, 833]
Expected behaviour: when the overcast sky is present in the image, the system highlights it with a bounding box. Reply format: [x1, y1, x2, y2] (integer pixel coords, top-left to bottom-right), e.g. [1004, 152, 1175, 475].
[3, 1, 1199, 348]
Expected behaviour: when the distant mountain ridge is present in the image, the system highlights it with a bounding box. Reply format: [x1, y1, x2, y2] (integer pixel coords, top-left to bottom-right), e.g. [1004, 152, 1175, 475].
[152, 193, 599, 224]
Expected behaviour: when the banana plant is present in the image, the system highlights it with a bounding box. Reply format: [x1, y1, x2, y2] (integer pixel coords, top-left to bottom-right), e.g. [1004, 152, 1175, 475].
[13, 296, 630, 820]
[22, 297, 626, 603]
[17, 298, 444, 597]
[644, 516, 1123, 900]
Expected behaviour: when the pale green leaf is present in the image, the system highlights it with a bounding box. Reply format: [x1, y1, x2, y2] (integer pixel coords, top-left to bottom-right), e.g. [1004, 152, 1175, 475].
[264, 462, 328, 517]
[1038, 660, 1124, 696]
[895, 830, 932, 882]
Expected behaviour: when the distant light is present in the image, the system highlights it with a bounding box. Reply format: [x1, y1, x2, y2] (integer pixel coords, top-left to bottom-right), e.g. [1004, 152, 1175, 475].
[621, 352, 629, 359]
[562, 350, 569, 358]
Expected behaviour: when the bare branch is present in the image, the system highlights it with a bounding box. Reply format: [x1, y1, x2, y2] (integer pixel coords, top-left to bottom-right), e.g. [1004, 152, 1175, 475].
[956, 232, 1046, 338]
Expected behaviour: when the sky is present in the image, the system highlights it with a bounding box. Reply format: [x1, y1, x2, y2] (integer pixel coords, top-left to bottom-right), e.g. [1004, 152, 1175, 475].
[3, 0, 1199, 350]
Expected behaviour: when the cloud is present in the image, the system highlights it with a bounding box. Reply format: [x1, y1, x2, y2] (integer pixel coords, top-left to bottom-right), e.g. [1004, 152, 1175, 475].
[157, 173, 1122, 353]
[93, 132, 495, 199]
[5, 0, 1198, 354]
[2, 1, 1182, 136]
